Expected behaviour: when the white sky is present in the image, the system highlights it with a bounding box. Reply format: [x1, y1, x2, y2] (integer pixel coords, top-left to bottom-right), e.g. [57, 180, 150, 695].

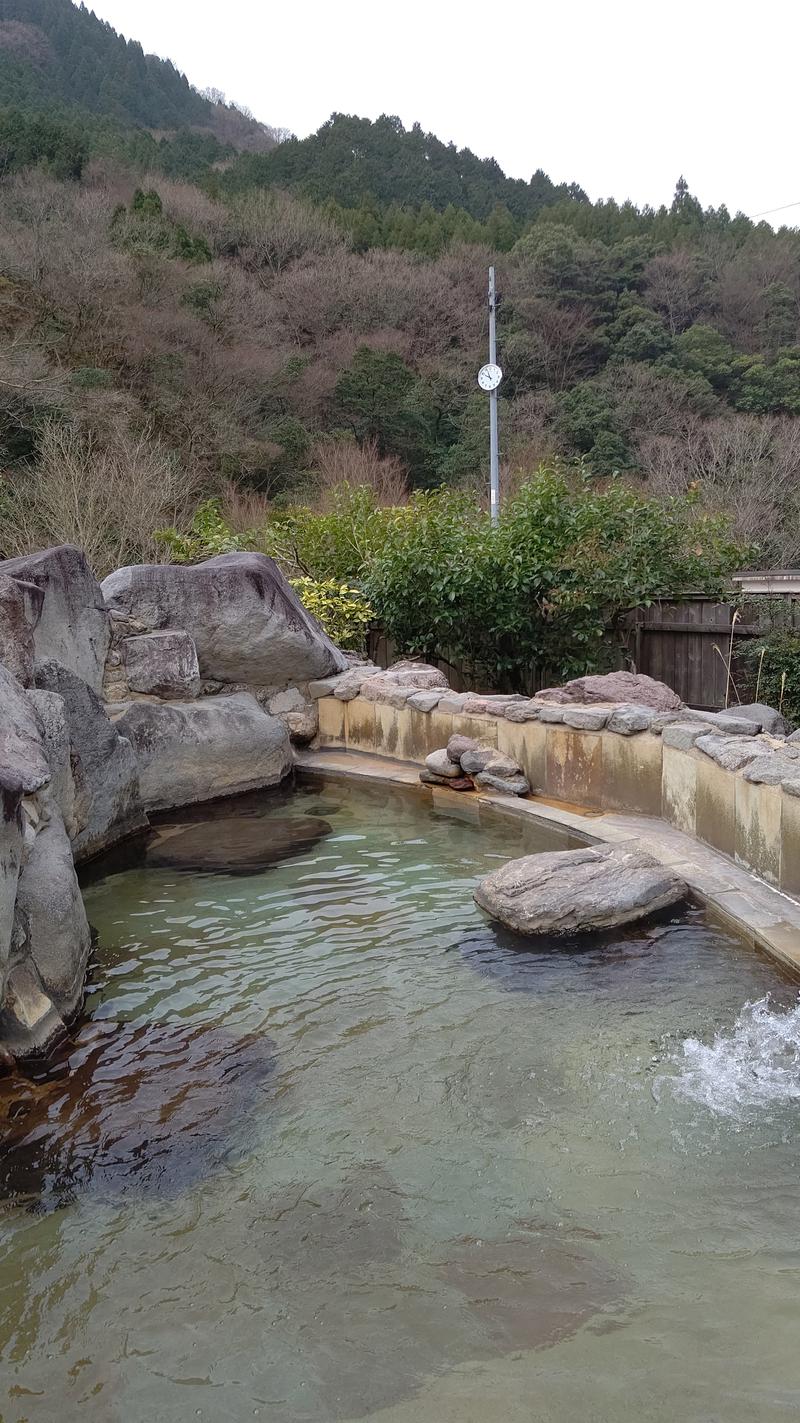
[85, 0, 799, 224]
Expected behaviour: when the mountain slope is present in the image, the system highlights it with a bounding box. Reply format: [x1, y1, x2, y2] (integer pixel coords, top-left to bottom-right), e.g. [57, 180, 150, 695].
[223, 112, 588, 223]
[0, 0, 275, 148]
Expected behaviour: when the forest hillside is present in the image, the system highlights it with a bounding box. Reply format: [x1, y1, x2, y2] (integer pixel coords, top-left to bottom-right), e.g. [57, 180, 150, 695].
[1, 1, 800, 573]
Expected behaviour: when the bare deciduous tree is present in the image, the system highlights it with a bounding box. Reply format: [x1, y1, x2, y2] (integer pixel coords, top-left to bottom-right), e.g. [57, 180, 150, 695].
[636, 415, 800, 563]
[1, 420, 202, 575]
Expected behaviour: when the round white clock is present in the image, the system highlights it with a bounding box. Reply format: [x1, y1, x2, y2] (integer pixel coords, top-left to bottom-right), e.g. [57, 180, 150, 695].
[477, 362, 503, 392]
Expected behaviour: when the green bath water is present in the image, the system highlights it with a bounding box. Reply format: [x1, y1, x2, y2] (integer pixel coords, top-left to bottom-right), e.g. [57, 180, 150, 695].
[1, 776, 799, 1422]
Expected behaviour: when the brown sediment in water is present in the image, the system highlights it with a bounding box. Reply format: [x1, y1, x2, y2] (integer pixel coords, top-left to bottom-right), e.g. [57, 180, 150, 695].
[0, 1018, 276, 1210]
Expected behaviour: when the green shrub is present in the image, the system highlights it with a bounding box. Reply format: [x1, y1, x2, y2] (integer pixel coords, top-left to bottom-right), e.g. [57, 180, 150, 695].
[159, 470, 749, 688]
[741, 630, 800, 726]
[362, 466, 749, 688]
[155, 499, 249, 562]
[289, 577, 373, 651]
[262, 484, 394, 581]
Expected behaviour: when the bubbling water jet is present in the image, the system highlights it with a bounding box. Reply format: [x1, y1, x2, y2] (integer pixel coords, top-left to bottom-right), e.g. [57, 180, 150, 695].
[666, 995, 800, 1119]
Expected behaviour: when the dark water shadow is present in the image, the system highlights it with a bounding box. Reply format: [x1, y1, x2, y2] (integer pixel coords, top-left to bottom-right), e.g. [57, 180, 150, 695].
[245, 1178, 627, 1420]
[0, 1018, 276, 1212]
[458, 905, 700, 993]
[79, 779, 340, 886]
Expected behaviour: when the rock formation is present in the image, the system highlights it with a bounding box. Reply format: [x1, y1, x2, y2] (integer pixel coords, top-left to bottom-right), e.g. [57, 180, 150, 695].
[101, 552, 348, 686]
[535, 671, 682, 711]
[114, 694, 293, 812]
[474, 845, 686, 935]
[0, 543, 343, 1062]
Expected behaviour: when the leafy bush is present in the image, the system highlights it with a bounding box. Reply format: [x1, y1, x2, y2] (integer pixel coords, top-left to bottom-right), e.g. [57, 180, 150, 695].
[155, 499, 249, 562]
[157, 469, 748, 685]
[362, 466, 749, 688]
[289, 577, 373, 651]
[741, 629, 800, 726]
[262, 483, 394, 581]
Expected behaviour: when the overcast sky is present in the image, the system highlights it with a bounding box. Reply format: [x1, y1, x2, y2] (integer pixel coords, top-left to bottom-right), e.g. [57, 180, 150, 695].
[86, 0, 798, 224]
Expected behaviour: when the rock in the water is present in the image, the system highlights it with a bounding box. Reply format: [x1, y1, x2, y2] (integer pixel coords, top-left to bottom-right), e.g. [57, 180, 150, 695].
[606, 704, 655, 735]
[102, 552, 348, 686]
[34, 660, 146, 862]
[123, 630, 200, 699]
[474, 771, 530, 796]
[114, 693, 292, 812]
[425, 749, 462, 778]
[562, 706, 609, 731]
[0, 573, 36, 686]
[0, 545, 110, 694]
[536, 671, 681, 712]
[0, 1019, 276, 1208]
[146, 814, 332, 874]
[474, 844, 685, 935]
[735, 702, 788, 737]
[447, 734, 481, 762]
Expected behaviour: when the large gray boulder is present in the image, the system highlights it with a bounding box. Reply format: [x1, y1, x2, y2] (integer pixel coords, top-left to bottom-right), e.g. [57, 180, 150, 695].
[474, 845, 686, 935]
[123, 630, 200, 698]
[0, 770, 25, 1016]
[34, 660, 146, 862]
[0, 666, 94, 1060]
[735, 702, 788, 737]
[25, 689, 78, 837]
[0, 545, 110, 694]
[536, 671, 682, 712]
[102, 553, 348, 686]
[0, 573, 36, 686]
[12, 798, 91, 1017]
[114, 693, 292, 812]
[0, 665, 50, 794]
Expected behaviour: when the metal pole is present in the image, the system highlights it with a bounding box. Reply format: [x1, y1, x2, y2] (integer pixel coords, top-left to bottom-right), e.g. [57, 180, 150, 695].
[488, 265, 500, 526]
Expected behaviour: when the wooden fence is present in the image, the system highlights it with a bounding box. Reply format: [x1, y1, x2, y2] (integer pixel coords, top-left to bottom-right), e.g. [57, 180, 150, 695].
[369, 595, 800, 710]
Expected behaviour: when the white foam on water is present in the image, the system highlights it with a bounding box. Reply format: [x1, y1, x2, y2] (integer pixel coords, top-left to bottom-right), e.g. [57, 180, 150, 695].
[667, 995, 800, 1119]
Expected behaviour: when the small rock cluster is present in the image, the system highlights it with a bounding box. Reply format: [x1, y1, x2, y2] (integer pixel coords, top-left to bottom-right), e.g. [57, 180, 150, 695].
[312, 663, 800, 795]
[421, 735, 530, 796]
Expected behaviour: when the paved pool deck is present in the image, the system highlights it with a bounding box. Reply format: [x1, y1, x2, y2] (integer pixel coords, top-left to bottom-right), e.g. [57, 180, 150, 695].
[296, 747, 800, 978]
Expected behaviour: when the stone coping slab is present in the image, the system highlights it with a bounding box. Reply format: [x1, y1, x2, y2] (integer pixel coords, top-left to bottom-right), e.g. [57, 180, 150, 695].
[296, 748, 800, 979]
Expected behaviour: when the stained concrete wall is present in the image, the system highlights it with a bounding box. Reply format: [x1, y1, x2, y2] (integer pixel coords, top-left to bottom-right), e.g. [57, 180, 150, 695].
[317, 696, 800, 896]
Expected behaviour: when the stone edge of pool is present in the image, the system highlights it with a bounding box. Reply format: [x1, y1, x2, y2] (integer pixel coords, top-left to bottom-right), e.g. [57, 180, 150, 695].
[303, 698, 800, 977]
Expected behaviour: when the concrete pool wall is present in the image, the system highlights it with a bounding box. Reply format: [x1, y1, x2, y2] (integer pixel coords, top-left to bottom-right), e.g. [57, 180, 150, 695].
[315, 695, 800, 949]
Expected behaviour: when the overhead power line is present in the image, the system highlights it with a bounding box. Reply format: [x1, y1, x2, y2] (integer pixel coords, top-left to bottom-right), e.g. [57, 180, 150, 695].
[748, 199, 800, 220]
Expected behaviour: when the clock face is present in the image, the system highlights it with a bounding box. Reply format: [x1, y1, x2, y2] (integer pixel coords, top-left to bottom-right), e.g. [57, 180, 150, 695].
[477, 362, 503, 391]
